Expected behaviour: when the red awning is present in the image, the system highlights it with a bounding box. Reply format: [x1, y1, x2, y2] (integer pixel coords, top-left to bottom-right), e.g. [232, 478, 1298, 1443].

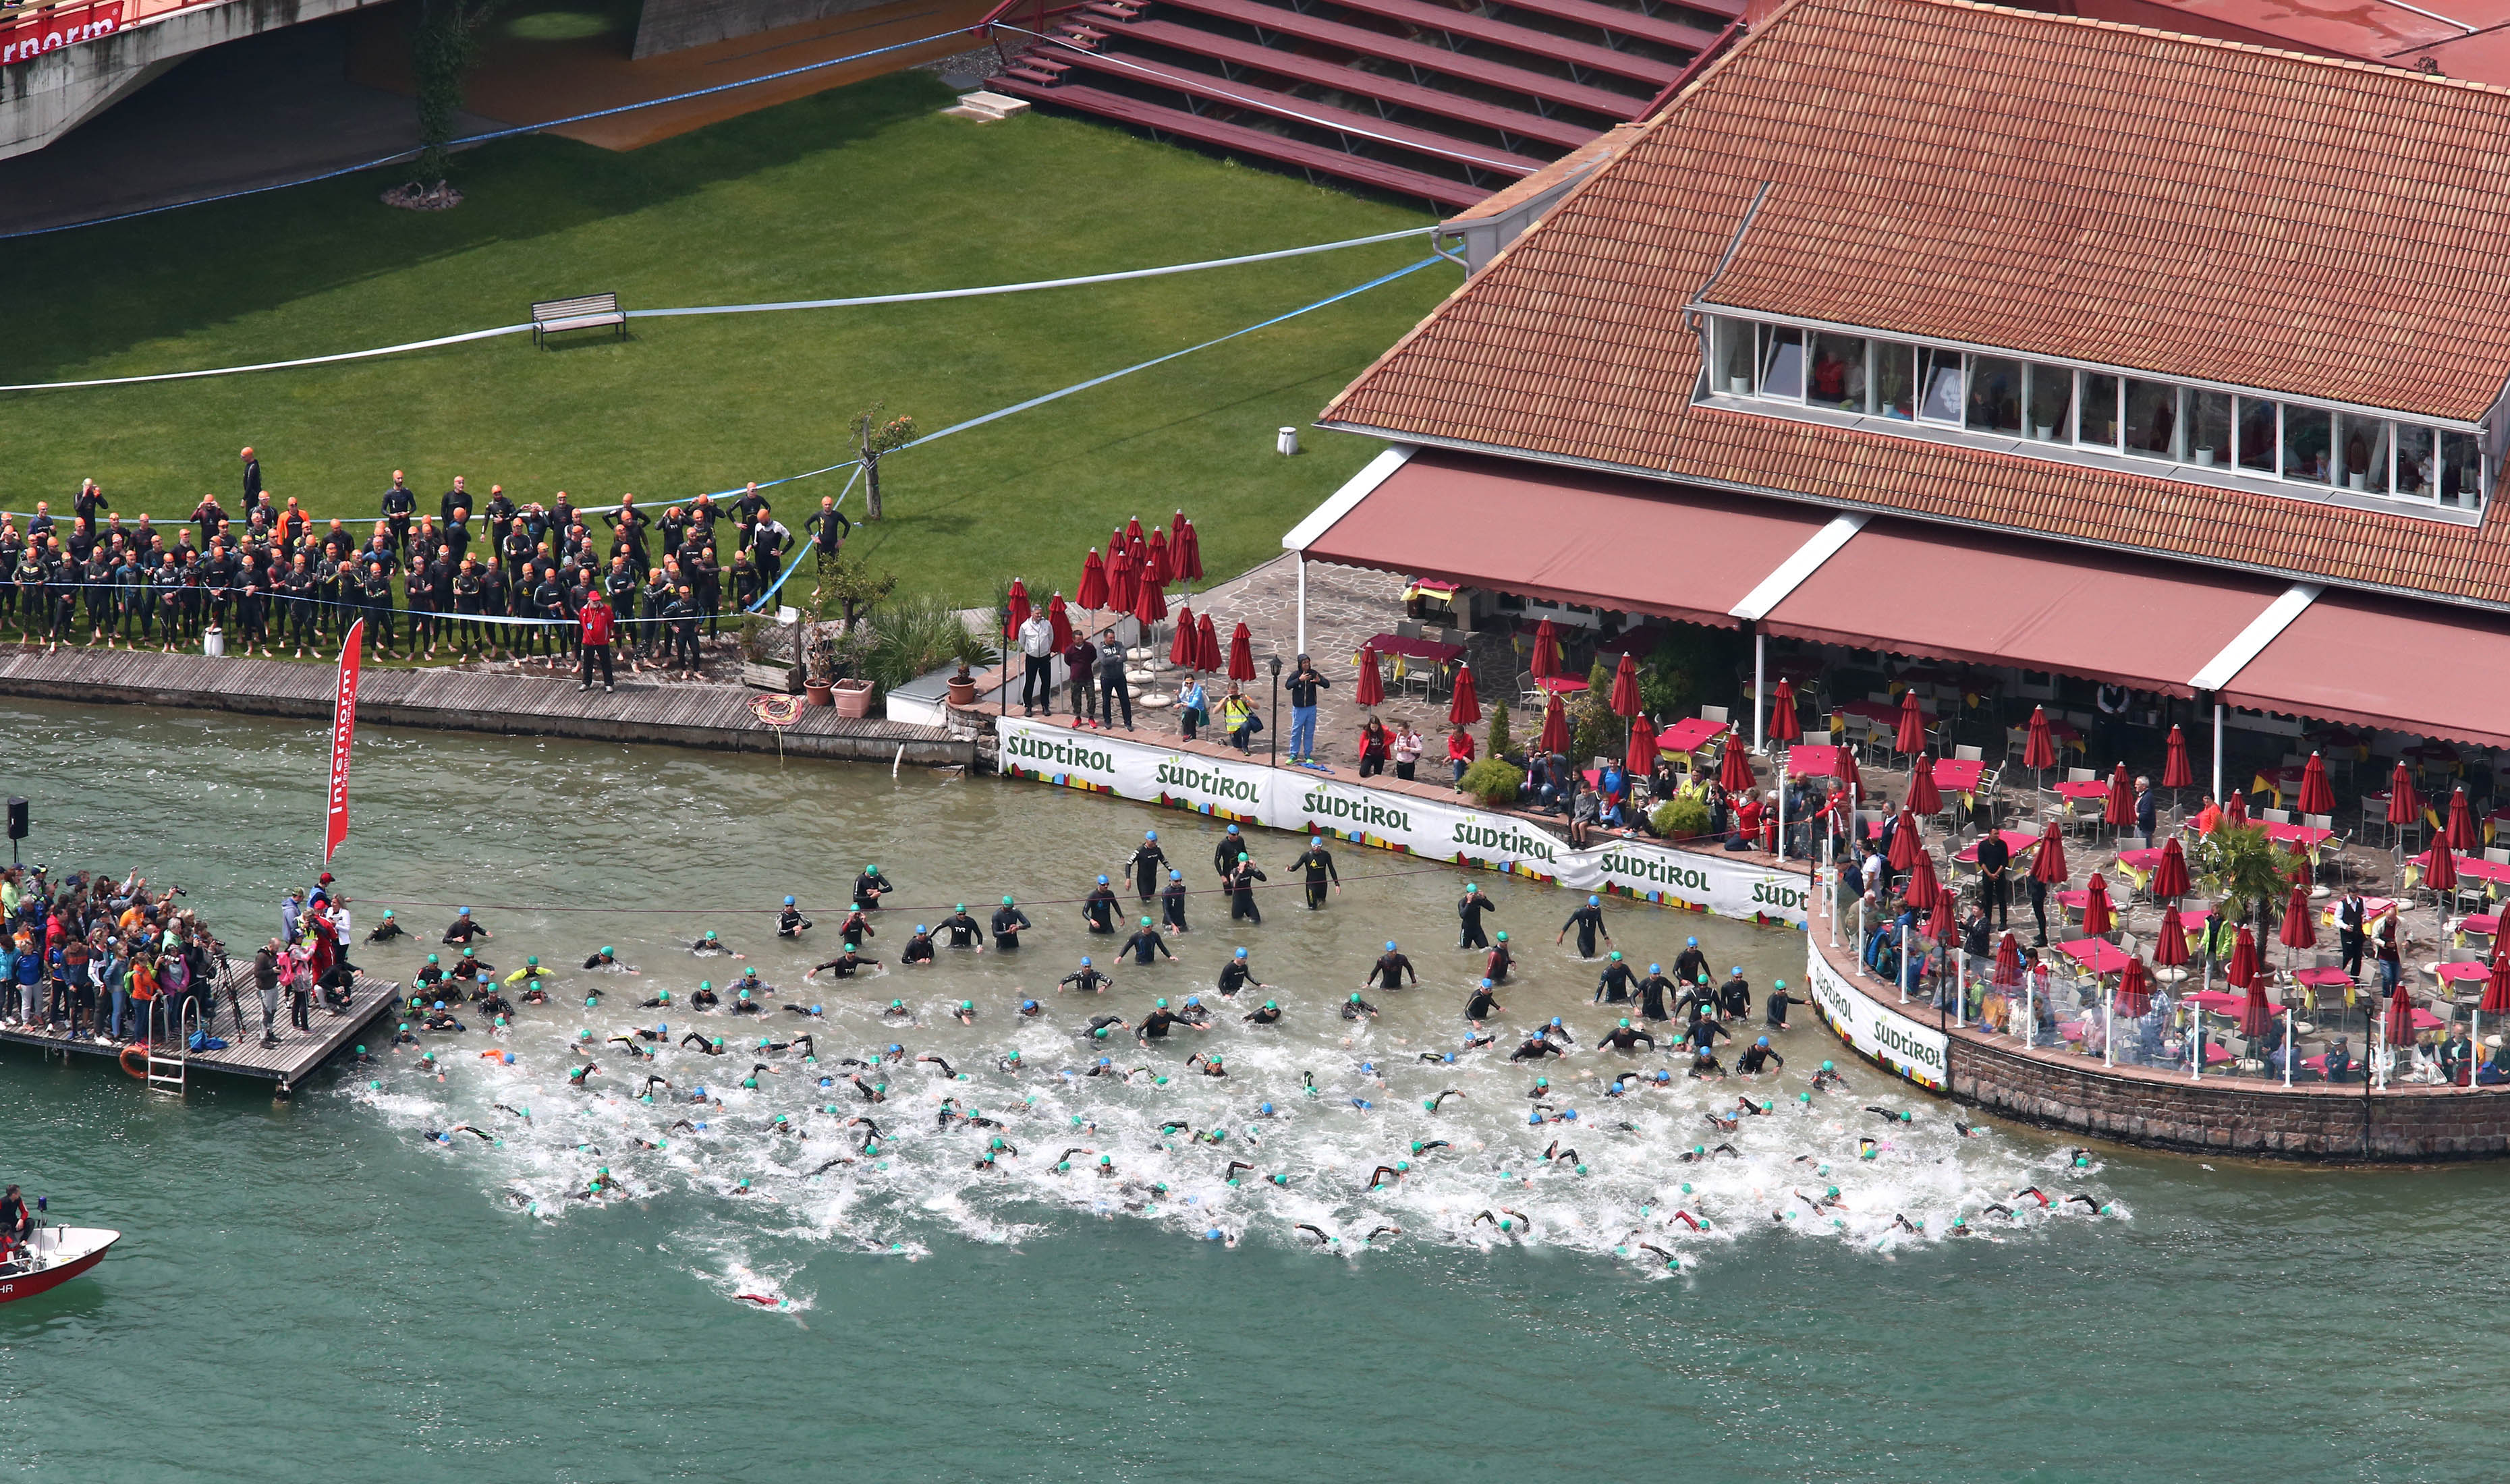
[1759, 519, 2289, 696]
[2217, 589, 2510, 750]
[1300, 450, 1835, 629]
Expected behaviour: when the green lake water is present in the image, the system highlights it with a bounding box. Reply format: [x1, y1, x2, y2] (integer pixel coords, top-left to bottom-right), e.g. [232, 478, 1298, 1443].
[0, 700, 2501, 1482]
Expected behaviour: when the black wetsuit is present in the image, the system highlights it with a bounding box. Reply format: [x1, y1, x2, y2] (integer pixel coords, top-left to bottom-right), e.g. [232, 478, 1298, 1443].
[1736, 1041, 1783, 1074]
[1638, 973, 1676, 1021]
[939, 912, 982, 948]
[1082, 888, 1120, 934]
[1291, 845, 1339, 909]
[1159, 878, 1190, 932]
[1119, 928, 1173, 965]
[1458, 889, 1495, 950]
[1671, 946, 1709, 989]
[853, 870, 895, 910]
[1227, 863, 1266, 924]
[1138, 1008, 1186, 1040]
[1214, 836, 1248, 886]
[1561, 905, 1608, 959]
[901, 934, 937, 965]
[1465, 985, 1501, 1019]
[1126, 842, 1169, 901]
[1216, 959, 1256, 997]
[1368, 951, 1416, 990]
[1485, 942, 1514, 985]
[1598, 1024, 1655, 1052]
[1060, 966, 1112, 994]
[1719, 975, 1752, 1021]
[991, 905, 1031, 950]
[1594, 961, 1637, 1004]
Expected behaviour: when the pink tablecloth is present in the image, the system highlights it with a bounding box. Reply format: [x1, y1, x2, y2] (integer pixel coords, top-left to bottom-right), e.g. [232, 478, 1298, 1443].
[1788, 743, 1849, 780]
[1656, 717, 1729, 755]
[2460, 913, 2501, 936]
[1538, 676, 1589, 695]
[2053, 780, 2112, 801]
[2260, 822, 2335, 851]
[1364, 632, 1465, 664]
[2293, 967, 2356, 988]
[1954, 829, 2042, 865]
[1837, 699, 1933, 725]
[1931, 758, 1986, 793]
[2057, 938, 2129, 974]
[2434, 961, 2492, 985]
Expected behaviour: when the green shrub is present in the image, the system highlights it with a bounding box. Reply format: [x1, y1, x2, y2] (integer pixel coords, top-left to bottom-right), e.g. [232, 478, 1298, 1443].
[862, 594, 1001, 697]
[1652, 796, 1712, 840]
[1487, 704, 1513, 761]
[1459, 758, 1524, 805]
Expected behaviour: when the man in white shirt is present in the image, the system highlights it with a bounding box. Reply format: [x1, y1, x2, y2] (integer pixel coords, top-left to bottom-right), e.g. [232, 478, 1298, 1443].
[1017, 610, 1056, 716]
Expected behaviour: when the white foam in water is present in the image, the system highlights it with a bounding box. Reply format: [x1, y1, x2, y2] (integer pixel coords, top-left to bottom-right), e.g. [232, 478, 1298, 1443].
[345, 950, 2123, 1301]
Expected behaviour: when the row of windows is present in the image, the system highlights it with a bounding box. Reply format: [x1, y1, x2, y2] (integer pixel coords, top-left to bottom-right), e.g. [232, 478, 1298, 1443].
[1704, 317, 2488, 511]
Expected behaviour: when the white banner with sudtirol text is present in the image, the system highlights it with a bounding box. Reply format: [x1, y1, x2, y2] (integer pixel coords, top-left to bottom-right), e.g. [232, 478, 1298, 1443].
[995, 718, 1808, 928]
[1804, 935, 1949, 1090]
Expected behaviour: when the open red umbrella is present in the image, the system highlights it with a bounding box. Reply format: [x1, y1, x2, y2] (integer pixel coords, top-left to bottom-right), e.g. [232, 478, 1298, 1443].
[1609, 653, 1642, 718]
[1893, 687, 1927, 754]
[1195, 612, 1220, 673]
[1003, 578, 1031, 639]
[2297, 752, 2335, 818]
[2387, 761, 2422, 829]
[2383, 983, 2415, 1048]
[2163, 724, 2196, 790]
[1626, 713, 1658, 778]
[1888, 807, 1922, 871]
[2113, 957, 2152, 1018]
[1047, 593, 1073, 653]
[1718, 739, 1754, 793]
[2104, 762, 2134, 831]
[1538, 693, 1571, 755]
[1144, 528, 1172, 588]
[1530, 619, 1561, 680]
[1906, 753, 1943, 816]
[2024, 705, 2057, 772]
[1077, 549, 1108, 612]
[1769, 677, 1801, 745]
[1449, 664, 1482, 727]
[1993, 931, 2024, 988]
[2224, 789, 2248, 825]
[1356, 646, 1385, 707]
[1107, 544, 1138, 616]
[1903, 849, 1941, 911]
[2082, 872, 2115, 936]
[2420, 843, 2459, 894]
[1125, 515, 1143, 546]
[2152, 902, 2191, 967]
[1172, 512, 1202, 582]
[2279, 874, 2316, 954]
[2030, 821, 2068, 884]
[2154, 836, 2192, 900]
[1132, 572, 1167, 629]
[1227, 621, 1256, 683]
[1925, 878, 1957, 944]
[2227, 924, 2261, 990]
[2447, 787, 2480, 854]
[1169, 604, 1200, 668]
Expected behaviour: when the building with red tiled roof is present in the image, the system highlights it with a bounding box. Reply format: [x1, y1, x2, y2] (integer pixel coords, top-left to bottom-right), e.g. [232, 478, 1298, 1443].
[1286, 0, 2510, 749]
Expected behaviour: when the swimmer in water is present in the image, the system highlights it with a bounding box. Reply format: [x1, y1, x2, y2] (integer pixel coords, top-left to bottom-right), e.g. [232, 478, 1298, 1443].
[493, 1103, 532, 1122]
[690, 982, 721, 1010]
[1293, 1223, 1336, 1247]
[835, 909, 876, 949]
[950, 1001, 976, 1026]
[1953, 1115, 1984, 1137]
[848, 1075, 887, 1103]
[917, 1054, 956, 1077]
[1704, 1110, 1739, 1133]
[1342, 992, 1378, 1021]
[1426, 1089, 1465, 1111]
[1735, 1095, 1772, 1117]
[937, 905, 985, 952]
[680, 1032, 727, 1054]
[422, 1124, 494, 1144]
[567, 1063, 600, 1085]
[1159, 872, 1190, 934]
[638, 1075, 671, 1098]
[1866, 1106, 1913, 1124]
[1510, 1032, 1567, 1061]
[1243, 999, 1281, 1025]
[777, 897, 812, 940]
[1735, 1037, 1783, 1075]
[691, 930, 734, 957]
[1485, 932, 1515, 986]
[1118, 919, 1175, 966]
[1184, 1052, 1227, 1077]
[1364, 1164, 1405, 1191]
[1223, 1160, 1257, 1182]
[1364, 1226, 1402, 1245]
[1365, 942, 1416, 992]
[881, 1000, 914, 1021]
[1593, 952, 1636, 1004]
[583, 946, 628, 971]
[809, 950, 880, 980]
[782, 1002, 825, 1019]
[1082, 878, 1121, 934]
[1542, 1141, 1578, 1166]
[1596, 1019, 1656, 1053]
[899, 927, 937, 966]
[1214, 948, 1263, 998]
[1810, 1062, 1849, 1091]
[1060, 959, 1111, 995]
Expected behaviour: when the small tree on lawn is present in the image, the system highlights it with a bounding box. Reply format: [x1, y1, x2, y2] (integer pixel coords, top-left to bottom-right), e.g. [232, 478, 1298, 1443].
[854, 405, 917, 521]
[407, 0, 510, 195]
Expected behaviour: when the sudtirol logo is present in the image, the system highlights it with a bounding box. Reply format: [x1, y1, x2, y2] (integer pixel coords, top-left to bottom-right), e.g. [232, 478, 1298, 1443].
[1873, 1016, 1945, 1073]
[1004, 730, 1113, 774]
[1156, 759, 1262, 803]
[1598, 850, 1708, 892]
[1752, 879, 1809, 912]
[1299, 787, 1410, 832]
[1450, 819, 1557, 863]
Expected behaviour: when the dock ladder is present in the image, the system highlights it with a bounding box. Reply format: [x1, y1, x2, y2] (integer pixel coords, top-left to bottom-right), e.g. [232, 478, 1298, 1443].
[143, 1002, 190, 1095]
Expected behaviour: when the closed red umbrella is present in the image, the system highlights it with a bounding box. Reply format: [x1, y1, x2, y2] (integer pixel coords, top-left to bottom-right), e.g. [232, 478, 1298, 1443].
[1144, 528, 1172, 588]
[1769, 677, 1801, 745]
[1448, 664, 1482, 726]
[1127, 536, 1149, 584]
[2383, 983, 2415, 1048]
[1125, 515, 1143, 546]
[1227, 621, 1255, 683]
[1718, 739, 1754, 794]
[1906, 753, 1942, 816]
[2224, 789, 2248, 825]
[1169, 604, 1199, 668]
[2113, 957, 2152, 1019]
[2482, 944, 2510, 1017]
[2447, 787, 2480, 854]
[1925, 877, 1957, 943]
[2420, 843, 2459, 894]
[1356, 646, 1385, 707]
[1195, 612, 1220, 673]
[1539, 693, 1571, 755]
[2227, 923, 2261, 990]
[1132, 572, 1166, 628]
[2152, 903, 2191, 967]
[2297, 751, 2335, 818]
[1077, 549, 1108, 612]
[2104, 762, 2134, 830]
[1047, 593, 1073, 653]
[1887, 807, 1922, 871]
[1993, 931, 2024, 988]
[2082, 872, 2115, 936]
[1625, 713, 1658, 778]
[2030, 821, 2068, 884]
[1530, 619, 1561, 680]
[1836, 743, 1861, 801]
[2279, 874, 2316, 952]
[2387, 761, 2422, 827]
[1107, 545, 1138, 615]
[2024, 705, 2057, 772]
[1893, 688, 1927, 754]
[2239, 973, 2276, 1041]
[1903, 849, 1941, 911]
[1003, 578, 1031, 639]
[1172, 512, 1202, 581]
[2154, 836, 2192, 900]
[2162, 724, 2196, 790]
[1609, 653, 1642, 718]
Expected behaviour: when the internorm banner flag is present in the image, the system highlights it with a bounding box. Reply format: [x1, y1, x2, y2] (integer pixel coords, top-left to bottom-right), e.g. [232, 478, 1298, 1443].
[994, 718, 1810, 928]
[324, 620, 364, 865]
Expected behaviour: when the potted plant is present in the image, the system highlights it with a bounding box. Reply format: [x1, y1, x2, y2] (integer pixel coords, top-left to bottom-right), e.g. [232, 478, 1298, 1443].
[804, 628, 837, 707]
[946, 660, 979, 708]
[1458, 758, 1524, 807]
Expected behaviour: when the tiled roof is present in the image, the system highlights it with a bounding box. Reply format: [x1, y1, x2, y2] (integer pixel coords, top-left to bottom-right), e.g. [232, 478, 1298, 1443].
[1318, 0, 2510, 606]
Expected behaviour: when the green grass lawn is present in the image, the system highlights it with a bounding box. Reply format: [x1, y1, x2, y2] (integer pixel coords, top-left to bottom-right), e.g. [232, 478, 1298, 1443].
[1, 72, 1447, 606]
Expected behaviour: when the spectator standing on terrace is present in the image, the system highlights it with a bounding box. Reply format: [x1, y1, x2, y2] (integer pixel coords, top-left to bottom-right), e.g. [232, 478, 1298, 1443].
[1285, 655, 1329, 764]
[1391, 719, 1424, 781]
[1017, 608, 1056, 716]
[2134, 775, 2156, 839]
[1094, 628, 1132, 731]
[1356, 716, 1389, 778]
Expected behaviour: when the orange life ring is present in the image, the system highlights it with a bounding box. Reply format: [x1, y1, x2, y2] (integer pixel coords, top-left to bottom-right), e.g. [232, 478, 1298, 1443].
[119, 1044, 149, 1079]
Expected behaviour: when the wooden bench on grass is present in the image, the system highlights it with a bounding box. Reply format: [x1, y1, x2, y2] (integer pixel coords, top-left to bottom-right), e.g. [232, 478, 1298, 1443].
[532, 293, 626, 347]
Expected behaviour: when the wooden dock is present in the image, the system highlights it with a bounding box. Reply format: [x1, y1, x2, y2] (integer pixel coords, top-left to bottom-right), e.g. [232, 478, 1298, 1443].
[0, 648, 975, 765]
[0, 963, 403, 1092]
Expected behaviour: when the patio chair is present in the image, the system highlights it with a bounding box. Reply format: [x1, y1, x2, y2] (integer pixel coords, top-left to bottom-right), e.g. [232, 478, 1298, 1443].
[2486, 847, 2510, 867]
[2066, 766, 2095, 784]
[1395, 619, 1424, 641]
[2260, 807, 2292, 825]
[1953, 743, 1984, 762]
[2303, 813, 2333, 832]
[1699, 704, 1729, 725]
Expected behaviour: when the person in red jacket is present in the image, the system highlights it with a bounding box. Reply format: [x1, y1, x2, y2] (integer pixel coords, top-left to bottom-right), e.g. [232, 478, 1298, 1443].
[578, 589, 617, 693]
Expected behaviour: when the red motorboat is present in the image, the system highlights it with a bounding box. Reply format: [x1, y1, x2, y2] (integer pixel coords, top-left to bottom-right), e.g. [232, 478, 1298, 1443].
[0, 1226, 119, 1303]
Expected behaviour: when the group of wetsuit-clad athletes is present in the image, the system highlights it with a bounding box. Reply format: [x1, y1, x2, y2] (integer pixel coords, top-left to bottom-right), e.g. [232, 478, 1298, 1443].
[368, 826, 2109, 1247]
[3, 458, 855, 672]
